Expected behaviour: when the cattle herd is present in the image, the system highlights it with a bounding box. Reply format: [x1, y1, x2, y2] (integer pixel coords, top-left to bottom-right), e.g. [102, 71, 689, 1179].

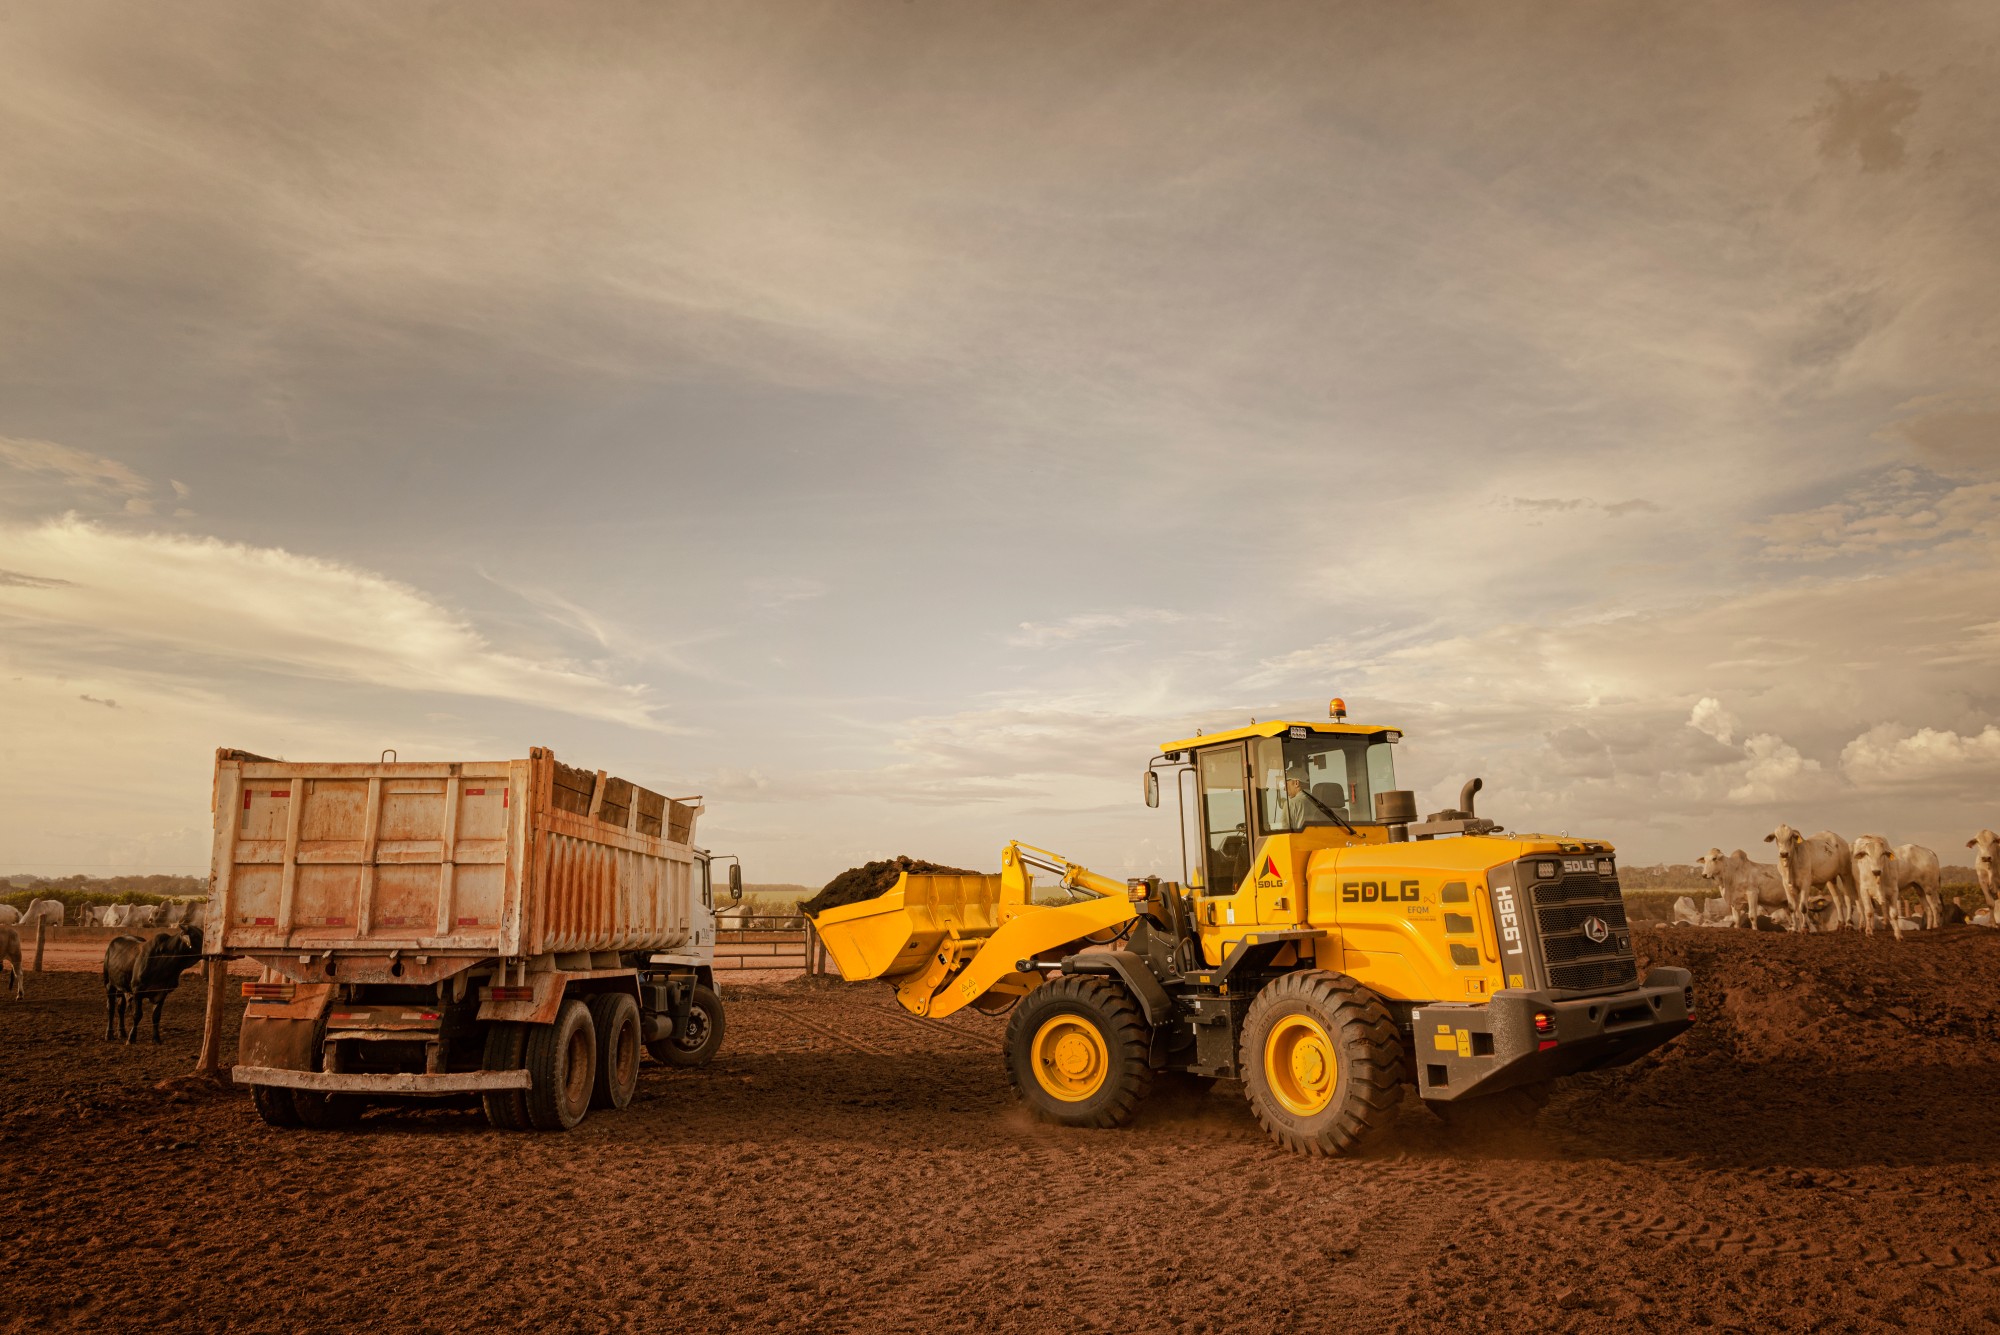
[1694, 825, 2000, 937]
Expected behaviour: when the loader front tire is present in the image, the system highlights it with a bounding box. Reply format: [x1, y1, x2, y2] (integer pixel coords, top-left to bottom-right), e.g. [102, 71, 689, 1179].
[1006, 975, 1153, 1128]
[1241, 970, 1403, 1156]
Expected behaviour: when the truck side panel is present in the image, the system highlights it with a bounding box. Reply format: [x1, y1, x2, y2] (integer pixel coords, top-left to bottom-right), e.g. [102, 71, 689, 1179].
[211, 748, 701, 972]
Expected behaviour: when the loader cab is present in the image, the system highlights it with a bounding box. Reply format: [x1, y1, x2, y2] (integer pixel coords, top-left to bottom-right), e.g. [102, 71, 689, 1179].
[1154, 721, 1403, 895]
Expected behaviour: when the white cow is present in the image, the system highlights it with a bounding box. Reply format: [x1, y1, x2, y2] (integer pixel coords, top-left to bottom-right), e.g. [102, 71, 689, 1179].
[125, 904, 161, 929]
[101, 904, 130, 928]
[1697, 848, 1788, 926]
[1969, 830, 1998, 913]
[1764, 825, 1856, 932]
[184, 900, 208, 930]
[0, 904, 18, 926]
[1851, 837, 1944, 941]
[19, 899, 64, 929]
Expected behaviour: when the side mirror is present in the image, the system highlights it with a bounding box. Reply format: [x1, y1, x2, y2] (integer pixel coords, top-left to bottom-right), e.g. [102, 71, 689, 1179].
[728, 864, 743, 902]
[1143, 770, 1160, 809]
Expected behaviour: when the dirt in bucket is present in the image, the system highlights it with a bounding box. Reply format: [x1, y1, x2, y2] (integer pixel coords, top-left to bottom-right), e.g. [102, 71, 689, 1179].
[802, 856, 977, 917]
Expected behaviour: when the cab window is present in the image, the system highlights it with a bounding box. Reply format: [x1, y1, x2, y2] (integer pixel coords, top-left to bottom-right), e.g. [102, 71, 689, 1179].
[1197, 745, 1250, 893]
[1276, 732, 1399, 825]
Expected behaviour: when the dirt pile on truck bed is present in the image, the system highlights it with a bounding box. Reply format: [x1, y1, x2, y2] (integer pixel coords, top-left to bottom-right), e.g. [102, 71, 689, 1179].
[802, 856, 977, 917]
[7, 926, 2000, 1332]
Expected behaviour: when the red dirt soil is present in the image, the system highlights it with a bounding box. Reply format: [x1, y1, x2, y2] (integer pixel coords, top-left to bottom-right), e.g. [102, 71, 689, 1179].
[5, 926, 2000, 1333]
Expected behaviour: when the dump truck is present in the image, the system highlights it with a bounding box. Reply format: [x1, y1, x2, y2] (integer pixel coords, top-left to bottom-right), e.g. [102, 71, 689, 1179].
[811, 706, 1693, 1154]
[210, 746, 736, 1131]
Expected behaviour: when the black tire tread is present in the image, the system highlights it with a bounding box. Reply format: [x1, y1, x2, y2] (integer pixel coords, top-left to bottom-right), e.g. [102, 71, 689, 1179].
[1004, 974, 1154, 1128]
[251, 1083, 301, 1128]
[652, 983, 725, 1069]
[587, 991, 641, 1110]
[481, 1021, 531, 1131]
[1240, 969, 1404, 1157]
[525, 998, 595, 1132]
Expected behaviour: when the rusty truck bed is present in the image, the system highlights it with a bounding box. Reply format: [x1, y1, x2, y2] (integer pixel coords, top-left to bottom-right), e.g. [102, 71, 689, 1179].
[209, 747, 701, 983]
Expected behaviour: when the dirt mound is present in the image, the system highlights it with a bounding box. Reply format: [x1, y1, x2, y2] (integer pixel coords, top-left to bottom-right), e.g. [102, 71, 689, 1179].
[1634, 921, 2000, 1068]
[802, 856, 976, 917]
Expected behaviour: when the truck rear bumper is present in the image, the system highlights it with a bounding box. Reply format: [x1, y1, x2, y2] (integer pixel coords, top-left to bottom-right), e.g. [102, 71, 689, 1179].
[1411, 966, 1693, 1102]
[232, 1065, 531, 1096]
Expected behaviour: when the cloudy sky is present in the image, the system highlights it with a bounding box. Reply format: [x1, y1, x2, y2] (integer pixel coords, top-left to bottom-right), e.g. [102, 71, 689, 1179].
[2, 1, 1996, 884]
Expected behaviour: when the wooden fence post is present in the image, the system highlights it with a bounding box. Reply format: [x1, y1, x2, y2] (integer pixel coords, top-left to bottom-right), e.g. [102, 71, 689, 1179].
[32, 918, 46, 973]
[195, 958, 227, 1079]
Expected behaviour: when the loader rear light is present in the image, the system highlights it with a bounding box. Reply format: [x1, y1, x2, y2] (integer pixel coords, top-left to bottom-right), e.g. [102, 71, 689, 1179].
[1532, 1010, 1556, 1036]
[487, 986, 534, 1002]
[241, 982, 295, 1001]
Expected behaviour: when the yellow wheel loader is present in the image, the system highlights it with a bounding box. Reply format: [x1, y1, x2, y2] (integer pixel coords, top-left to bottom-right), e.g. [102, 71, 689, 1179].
[810, 707, 1692, 1155]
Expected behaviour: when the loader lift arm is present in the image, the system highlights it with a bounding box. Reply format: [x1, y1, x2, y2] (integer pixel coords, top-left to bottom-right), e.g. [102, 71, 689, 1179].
[809, 842, 1141, 1018]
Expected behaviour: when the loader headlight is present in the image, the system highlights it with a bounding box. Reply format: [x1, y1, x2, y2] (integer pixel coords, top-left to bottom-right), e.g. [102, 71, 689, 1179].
[1536, 861, 1558, 879]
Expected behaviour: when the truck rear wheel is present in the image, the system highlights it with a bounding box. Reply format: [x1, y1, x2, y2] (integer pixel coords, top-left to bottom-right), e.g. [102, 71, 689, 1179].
[525, 998, 596, 1131]
[648, 983, 725, 1068]
[481, 1021, 531, 1130]
[1005, 975, 1153, 1128]
[251, 1083, 301, 1128]
[293, 1090, 362, 1130]
[1241, 970, 1403, 1156]
[588, 992, 641, 1110]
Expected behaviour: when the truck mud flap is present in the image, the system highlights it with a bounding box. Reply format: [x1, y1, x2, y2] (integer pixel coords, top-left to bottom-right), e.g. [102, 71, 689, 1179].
[232, 1066, 531, 1096]
[238, 983, 336, 1072]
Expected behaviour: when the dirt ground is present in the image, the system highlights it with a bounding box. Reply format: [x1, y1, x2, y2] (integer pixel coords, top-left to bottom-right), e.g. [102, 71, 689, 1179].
[5, 926, 2000, 1334]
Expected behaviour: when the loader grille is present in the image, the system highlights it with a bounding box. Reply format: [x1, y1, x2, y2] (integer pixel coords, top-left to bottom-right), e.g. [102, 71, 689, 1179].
[1536, 900, 1629, 935]
[1520, 859, 1638, 997]
[1547, 957, 1640, 993]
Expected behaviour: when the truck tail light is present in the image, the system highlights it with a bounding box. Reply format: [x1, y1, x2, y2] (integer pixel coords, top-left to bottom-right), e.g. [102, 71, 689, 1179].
[242, 982, 295, 1001]
[488, 986, 534, 1002]
[1533, 1010, 1556, 1036]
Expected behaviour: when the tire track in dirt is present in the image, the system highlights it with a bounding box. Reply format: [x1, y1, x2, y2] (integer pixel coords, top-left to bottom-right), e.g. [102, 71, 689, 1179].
[756, 1003, 895, 1057]
[873, 1006, 1004, 1051]
[1460, 1171, 2000, 1279]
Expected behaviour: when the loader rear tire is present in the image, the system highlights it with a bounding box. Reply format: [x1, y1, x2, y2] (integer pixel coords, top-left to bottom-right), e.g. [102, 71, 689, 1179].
[1006, 975, 1153, 1128]
[525, 998, 596, 1131]
[481, 1021, 531, 1131]
[648, 983, 725, 1068]
[588, 992, 641, 1110]
[1241, 970, 1403, 1156]
[251, 1084, 301, 1129]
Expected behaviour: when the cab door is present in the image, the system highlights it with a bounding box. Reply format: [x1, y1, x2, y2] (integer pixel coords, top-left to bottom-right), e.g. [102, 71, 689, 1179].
[1192, 744, 1252, 951]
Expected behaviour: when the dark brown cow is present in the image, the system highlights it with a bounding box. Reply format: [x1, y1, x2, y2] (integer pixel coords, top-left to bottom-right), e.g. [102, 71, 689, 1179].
[103, 926, 203, 1044]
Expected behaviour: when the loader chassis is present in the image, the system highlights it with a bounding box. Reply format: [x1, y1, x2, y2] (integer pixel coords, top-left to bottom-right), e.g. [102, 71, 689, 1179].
[809, 716, 1694, 1154]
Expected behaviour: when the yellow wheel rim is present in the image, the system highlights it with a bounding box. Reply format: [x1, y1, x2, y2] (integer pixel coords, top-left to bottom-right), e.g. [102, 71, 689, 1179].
[1265, 1013, 1338, 1117]
[1030, 1015, 1110, 1102]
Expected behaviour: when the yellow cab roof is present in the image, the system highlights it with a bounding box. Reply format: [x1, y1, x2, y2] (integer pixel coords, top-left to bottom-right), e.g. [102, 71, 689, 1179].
[1159, 719, 1402, 753]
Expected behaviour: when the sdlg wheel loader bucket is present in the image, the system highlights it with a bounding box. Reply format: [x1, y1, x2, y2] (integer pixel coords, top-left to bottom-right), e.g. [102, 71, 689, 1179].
[808, 845, 1139, 1018]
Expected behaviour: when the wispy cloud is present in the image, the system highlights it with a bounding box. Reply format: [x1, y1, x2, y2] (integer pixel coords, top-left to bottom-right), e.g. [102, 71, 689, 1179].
[0, 516, 664, 727]
[1007, 609, 1185, 649]
[0, 437, 149, 498]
